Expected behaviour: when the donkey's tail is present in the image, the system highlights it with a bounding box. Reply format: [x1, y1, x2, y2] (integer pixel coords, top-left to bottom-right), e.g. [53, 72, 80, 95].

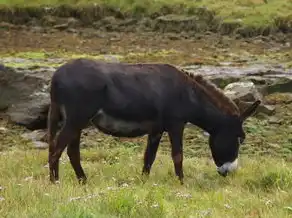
[47, 102, 61, 147]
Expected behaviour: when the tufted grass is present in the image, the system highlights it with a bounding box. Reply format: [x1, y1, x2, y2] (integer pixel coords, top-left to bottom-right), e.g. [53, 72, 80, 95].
[1, 143, 292, 217]
[1, 109, 292, 217]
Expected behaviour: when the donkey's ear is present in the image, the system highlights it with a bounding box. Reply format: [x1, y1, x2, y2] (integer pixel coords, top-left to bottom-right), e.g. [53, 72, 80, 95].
[240, 100, 261, 121]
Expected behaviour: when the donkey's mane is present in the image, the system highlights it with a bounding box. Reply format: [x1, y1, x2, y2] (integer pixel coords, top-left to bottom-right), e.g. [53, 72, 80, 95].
[181, 69, 240, 116]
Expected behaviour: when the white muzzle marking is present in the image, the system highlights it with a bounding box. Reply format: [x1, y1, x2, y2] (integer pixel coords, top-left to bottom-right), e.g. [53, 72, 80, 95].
[217, 158, 238, 174]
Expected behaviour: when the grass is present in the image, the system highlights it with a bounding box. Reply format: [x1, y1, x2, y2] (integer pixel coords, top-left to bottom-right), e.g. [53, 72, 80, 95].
[1, 147, 292, 218]
[0, 0, 292, 33]
[1, 101, 292, 217]
[0, 12, 292, 215]
[1, 140, 292, 217]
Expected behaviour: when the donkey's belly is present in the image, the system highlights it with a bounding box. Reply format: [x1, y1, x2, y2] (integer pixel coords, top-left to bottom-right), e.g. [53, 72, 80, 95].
[91, 110, 153, 137]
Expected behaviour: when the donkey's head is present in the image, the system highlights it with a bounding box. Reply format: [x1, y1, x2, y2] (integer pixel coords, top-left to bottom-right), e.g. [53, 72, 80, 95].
[183, 72, 261, 177]
[209, 100, 261, 177]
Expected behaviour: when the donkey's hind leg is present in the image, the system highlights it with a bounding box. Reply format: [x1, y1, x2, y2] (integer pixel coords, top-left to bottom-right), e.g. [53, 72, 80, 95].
[49, 121, 80, 183]
[67, 130, 87, 184]
[142, 132, 163, 175]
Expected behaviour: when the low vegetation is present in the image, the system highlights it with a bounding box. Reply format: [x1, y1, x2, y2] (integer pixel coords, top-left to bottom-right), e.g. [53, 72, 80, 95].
[0, 1, 292, 216]
[0, 0, 291, 36]
[1, 98, 292, 217]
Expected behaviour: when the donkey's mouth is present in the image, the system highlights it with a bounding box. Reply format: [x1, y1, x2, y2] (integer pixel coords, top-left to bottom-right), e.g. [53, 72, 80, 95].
[216, 158, 238, 177]
[217, 170, 228, 177]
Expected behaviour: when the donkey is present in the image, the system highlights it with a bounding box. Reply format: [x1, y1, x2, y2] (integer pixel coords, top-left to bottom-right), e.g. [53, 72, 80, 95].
[47, 58, 260, 184]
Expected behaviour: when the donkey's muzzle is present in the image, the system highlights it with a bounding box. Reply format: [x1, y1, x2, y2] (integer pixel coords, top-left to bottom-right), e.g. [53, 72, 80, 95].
[217, 169, 228, 177]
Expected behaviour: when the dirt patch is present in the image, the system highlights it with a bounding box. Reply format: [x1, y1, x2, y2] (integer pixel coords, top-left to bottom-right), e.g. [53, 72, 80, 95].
[1, 29, 291, 66]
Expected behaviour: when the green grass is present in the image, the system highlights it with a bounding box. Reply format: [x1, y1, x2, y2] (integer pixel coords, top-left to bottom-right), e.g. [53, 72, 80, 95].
[0, 0, 292, 31]
[1, 138, 292, 217]
[1, 104, 292, 217]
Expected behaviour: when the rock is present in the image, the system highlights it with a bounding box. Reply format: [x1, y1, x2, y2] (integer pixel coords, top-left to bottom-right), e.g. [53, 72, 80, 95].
[100, 16, 117, 25]
[265, 79, 292, 94]
[268, 116, 282, 125]
[118, 18, 137, 27]
[257, 104, 276, 116]
[235, 100, 275, 116]
[66, 17, 81, 28]
[21, 130, 48, 149]
[41, 15, 57, 26]
[0, 66, 53, 130]
[224, 81, 263, 102]
[0, 126, 7, 132]
[53, 23, 69, 30]
[32, 141, 49, 150]
[223, 81, 276, 116]
[182, 64, 292, 91]
[0, 22, 15, 29]
[8, 96, 50, 130]
[21, 129, 47, 142]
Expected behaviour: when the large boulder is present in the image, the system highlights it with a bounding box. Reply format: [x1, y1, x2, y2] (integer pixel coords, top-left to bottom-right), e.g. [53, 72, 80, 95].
[223, 81, 275, 116]
[224, 81, 264, 102]
[0, 66, 54, 130]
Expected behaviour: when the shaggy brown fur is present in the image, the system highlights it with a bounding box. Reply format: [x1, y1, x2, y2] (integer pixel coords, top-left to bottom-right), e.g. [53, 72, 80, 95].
[181, 69, 240, 116]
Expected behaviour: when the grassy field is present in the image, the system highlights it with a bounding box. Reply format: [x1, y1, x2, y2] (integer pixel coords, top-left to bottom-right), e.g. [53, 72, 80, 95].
[0, 2, 292, 216]
[0, 0, 292, 33]
[1, 102, 292, 217]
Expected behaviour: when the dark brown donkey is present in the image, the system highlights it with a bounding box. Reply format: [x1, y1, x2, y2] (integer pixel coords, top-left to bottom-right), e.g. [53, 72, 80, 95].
[48, 58, 260, 184]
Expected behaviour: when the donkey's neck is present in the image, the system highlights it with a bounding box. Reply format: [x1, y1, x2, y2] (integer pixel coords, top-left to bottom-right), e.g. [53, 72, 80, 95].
[188, 88, 231, 134]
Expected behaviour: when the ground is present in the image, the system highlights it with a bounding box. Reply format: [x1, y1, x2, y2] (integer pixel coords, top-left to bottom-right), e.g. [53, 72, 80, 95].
[1, 1, 292, 217]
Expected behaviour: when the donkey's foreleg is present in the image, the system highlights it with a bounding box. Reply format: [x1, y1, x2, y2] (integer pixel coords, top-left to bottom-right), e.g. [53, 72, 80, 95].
[142, 132, 163, 175]
[168, 125, 184, 185]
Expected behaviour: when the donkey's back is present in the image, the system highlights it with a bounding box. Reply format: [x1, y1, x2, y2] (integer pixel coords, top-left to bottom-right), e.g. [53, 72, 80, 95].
[50, 58, 190, 122]
[49, 58, 194, 141]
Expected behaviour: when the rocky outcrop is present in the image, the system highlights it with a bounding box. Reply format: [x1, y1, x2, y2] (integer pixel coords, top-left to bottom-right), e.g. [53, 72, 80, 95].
[223, 81, 275, 116]
[0, 66, 54, 130]
[224, 81, 264, 102]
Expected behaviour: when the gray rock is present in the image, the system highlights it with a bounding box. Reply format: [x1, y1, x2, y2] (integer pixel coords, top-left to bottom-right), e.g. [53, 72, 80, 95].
[32, 141, 49, 149]
[268, 116, 282, 125]
[21, 129, 47, 142]
[235, 101, 275, 116]
[53, 23, 69, 30]
[224, 81, 263, 102]
[223, 81, 276, 116]
[0, 126, 7, 132]
[21, 129, 49, 149]
[0, 66, 53, 130]
[257, 104, 276, 116]
[182, 64, 292, 95]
